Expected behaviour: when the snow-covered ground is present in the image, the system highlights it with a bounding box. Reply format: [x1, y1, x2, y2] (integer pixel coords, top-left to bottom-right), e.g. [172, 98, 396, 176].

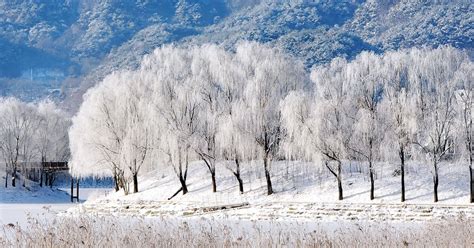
[2, 160, 472, 227]
[3, 159, 472, 228]
[96, 160, 471, 204]
[68, 160, 473, 223]
[1, 162, 473, 246]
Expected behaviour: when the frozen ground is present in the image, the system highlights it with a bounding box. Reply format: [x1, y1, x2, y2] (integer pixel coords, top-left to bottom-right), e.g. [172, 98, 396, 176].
[68, 160, 473, 223]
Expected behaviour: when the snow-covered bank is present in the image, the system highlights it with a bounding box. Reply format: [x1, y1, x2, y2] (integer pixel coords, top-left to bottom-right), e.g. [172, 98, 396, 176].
[97, 160, 471, 205]
[62, 160, 474, 224]
[0, 168, 71, 204]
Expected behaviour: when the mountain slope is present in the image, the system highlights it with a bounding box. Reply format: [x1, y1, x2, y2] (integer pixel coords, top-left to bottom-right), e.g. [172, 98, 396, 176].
[0, 0, 471, 106]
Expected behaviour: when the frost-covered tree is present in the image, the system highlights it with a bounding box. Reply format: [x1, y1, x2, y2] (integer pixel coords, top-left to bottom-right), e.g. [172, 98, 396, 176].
[414, 84, 456, 203]
[69, 74, 127, 192]
[145, 46, 201, 195]
[68, 41, 474, 201]
[215, 54, 249, 194]
[234, 42, 307, 195]
[412, 47, 466, 202]
[0, 98, 70, 188]
[311, 58, 355, 200]
[0, 98, 39, 187]
[346, 52, 386, 201]
[379, 52, 417, 202]
[453, 62, 474, 203]
[191, 45, 232, 193]
[35, 100, 71, 187]
[281, 58, 353, 200]
[36, 100, 71, 163]
[120, 74, 152, 193]
[217, 113, 250, 194]
[70, 71, 152, 195]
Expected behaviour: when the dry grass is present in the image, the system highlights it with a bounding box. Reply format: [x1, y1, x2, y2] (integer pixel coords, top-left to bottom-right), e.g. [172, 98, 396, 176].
[1, 214, 472, 248]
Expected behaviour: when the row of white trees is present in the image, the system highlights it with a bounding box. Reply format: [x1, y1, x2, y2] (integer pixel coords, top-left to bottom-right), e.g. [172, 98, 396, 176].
[69, 42, 473, 203]
[282, 47, 473, 202]
[69, 42, 307, 195]
[0, 98, 70, 188]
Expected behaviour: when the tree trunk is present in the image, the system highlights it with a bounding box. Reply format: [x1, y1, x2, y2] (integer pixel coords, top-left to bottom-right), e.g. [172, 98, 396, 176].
[433, 162, 439, 203]
[133, 173, 138, 193]
[237, 177, 244, 194]
[12, 167, 16, 187]
[113, 174, 120, 192]
[76, 180, 79, 200]
[235, 158, 244, 194]
[49, 173, 53, 188]
[326, 161, 343, 200]
[469, 164, 473, 203]
[201, 156, 217, 193]
[22, 166, 26, 187]
[211, 171, 217, 193]
[40, 158, 44, 187]
[178, 148, 188, 195]
[179, 176, 188, 195]
[337, 161, 343, 200]
[401, 163, 405, 203]
[70, 177, 74, 202]
[369, 161, 374, 200]
[39, 169, 43, 187]
[122, 178, 129, 195]
[400, 146, 406, 202]
[4, 169, 8, 188]
[264, 155, 273, 195]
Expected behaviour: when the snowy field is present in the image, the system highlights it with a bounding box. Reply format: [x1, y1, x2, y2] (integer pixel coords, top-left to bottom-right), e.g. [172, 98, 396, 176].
[68, 160, 473, 222]
[0, 170, 112, 226]
[1, 161, 473, 247]
[88, 160, 471, 205]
